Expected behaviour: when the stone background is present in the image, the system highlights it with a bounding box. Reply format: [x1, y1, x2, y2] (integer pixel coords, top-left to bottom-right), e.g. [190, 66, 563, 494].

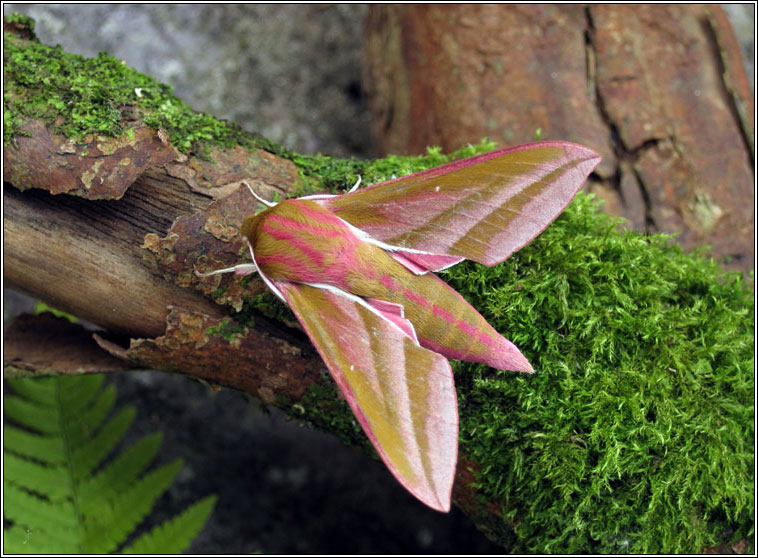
[3, 3, 754, 553]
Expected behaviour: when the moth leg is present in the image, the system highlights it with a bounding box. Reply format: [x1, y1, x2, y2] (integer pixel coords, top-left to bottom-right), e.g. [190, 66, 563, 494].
[241, 180, 277, 208]
[195, 263, 258, 278]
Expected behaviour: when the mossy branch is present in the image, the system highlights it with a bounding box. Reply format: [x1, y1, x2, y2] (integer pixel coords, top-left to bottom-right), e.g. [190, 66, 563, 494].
[3, 19, 753, 553]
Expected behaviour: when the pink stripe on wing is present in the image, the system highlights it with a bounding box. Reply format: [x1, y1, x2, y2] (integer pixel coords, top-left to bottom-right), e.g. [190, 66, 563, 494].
[380, 273, 403, 291]
[402, 288, 431, 310]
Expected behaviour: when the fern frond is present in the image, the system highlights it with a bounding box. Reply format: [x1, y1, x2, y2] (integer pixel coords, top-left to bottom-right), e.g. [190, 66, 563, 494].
[121, 495, 218, 554]
[70, 407, 136, 480]
[6, 376, 59, 406]
[2, 481, 77, 534]
[3, 425, 65, 464]
[64, 384, 116, 448]
[58, 374, 105, 419]
[4, 395, 61, 434]
[3, 523, 79, 554]
[3, 374, 217, 554]
[82, 459, 184, 554]
[77, 432, 163, 512]
[3, 453, 71, 501]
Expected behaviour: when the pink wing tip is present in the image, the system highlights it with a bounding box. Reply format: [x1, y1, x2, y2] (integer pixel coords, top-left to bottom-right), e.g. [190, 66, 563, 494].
[559, 142, 602, 174]
[431, 495, 452, 513]
[409, 481, 453, 512]
[512, 352, 535, 374]
[490, 339, 534, 374]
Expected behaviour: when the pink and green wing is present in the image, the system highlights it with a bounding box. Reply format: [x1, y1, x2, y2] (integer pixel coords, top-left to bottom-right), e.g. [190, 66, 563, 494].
[318, 141, 601, 268]
[275, 280, 458, 512]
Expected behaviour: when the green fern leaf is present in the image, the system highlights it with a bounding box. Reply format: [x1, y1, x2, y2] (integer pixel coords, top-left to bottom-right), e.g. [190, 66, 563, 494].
[67, 384, 117, 447]
[4, 395, 61, 434]
[6, 375, 59, 406]
[121, 495, 218, 554]
[4, 453, 72, 501]
[4, 424, 65, 464]
[3, 481, 77, 533]
[4, 523, 79, 554]
[77, 432, 163, 512]
[70, 407, 136, 480]
[33, 301, 79, 323]
[82, 459, 184, 553]
[3, 374, 216, 554]
[58, 375, 106, 418]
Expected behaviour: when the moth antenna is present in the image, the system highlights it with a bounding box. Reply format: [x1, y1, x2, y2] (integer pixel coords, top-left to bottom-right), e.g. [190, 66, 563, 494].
[242, 180, 277, 208]
[195, 263, 258, 278]
[346, 175, 362, 193]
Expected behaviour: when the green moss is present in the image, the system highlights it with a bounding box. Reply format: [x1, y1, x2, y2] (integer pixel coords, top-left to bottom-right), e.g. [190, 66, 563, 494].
[4, 20, 495, 192]
[283, 163, 752, 554]
[241, 292, 294, 324]
[2, 25, 280, 157]
[210, 285, 228, 299]
[296, 379, 373, 455]
[284, 180, 753, 553]
[204, 317, 248, 343]
[289, 141, 497, 195]
[439, 193, 754, 553]
[273, 146, 753, 554]
[4, 12, 35, 31]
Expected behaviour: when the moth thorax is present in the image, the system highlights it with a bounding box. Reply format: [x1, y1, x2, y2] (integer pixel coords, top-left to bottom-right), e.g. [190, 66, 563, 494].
[240, 212, 265, 246]
[239, 200, 348, 284]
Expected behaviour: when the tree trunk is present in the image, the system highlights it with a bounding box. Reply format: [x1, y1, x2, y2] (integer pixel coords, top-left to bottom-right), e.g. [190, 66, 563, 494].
[363, 4, 754, 273]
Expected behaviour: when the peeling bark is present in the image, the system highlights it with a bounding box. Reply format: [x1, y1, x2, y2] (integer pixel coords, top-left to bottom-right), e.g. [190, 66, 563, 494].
[99, 307, 326, 403]
[4, 171, 226, 337]
[4, 313, 131, 377]
[363, 4, 754, 272]
[3, 118, 179, 199]
[3, 131, 299, 338]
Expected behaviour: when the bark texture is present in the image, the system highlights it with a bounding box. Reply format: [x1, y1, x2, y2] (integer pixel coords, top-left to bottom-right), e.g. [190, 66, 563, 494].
[363, 4, 754, 272]
[2, 117, 324, 389]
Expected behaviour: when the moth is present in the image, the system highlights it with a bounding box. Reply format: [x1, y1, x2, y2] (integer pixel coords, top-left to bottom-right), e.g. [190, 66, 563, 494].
[200, 141, 600, 511]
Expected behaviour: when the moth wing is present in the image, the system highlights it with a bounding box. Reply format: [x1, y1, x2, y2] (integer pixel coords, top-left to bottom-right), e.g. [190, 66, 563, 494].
[275, 280, 458, 512]
[317, 141, 601, 267]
